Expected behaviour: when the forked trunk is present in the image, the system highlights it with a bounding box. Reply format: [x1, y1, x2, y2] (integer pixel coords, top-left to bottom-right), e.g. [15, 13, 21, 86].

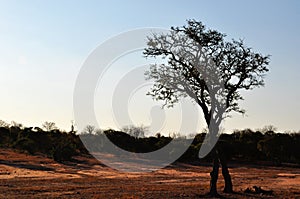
[209, 148, 233, 196]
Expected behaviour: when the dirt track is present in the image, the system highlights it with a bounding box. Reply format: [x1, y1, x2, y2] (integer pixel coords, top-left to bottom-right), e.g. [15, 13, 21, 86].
[0, 149, 299, 198]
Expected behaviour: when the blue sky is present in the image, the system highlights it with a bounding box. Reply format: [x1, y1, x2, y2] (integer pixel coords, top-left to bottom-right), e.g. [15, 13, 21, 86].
[0, 0, 299, 133]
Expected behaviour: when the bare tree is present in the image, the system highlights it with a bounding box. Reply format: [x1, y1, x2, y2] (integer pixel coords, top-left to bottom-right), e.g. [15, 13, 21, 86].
[144, 19, 270, 196]
[11, 121, 23, 128]
[121, 125, 148, 138]
[84, 125, 95, 135]
[261, 125, 277, 134]
[0, 120, 9, 128]
[95, 128, 103, 135]
[42, 121, 57, 131]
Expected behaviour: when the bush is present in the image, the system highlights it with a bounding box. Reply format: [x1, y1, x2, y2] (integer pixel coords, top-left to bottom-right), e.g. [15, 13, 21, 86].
[52, 142, 77, 162]
[12, 137, 36, 154]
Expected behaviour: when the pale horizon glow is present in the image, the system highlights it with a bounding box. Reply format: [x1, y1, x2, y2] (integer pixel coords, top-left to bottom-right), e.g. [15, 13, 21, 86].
[0, 1, 299, 134]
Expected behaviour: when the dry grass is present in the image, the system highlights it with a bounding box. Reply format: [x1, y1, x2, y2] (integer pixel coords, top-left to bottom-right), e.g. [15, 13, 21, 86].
[0, 149, 299, 198]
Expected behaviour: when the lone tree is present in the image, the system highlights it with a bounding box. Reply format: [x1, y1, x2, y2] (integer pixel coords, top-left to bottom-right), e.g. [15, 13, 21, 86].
[83, 124, 95, 135]
[144, 19, 270, 196]
[42, 121, 57, 132]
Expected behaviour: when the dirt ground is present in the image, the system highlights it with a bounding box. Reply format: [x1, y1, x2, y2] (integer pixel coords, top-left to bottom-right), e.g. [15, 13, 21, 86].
[0, 149, 299, 198]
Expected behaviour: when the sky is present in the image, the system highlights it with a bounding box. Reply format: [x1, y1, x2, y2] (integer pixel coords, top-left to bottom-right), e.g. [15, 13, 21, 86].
[0, 0, 299, 134]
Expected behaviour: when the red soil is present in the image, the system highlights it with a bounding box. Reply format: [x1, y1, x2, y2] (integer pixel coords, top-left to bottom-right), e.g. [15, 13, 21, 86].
[0, 149, 299, 198]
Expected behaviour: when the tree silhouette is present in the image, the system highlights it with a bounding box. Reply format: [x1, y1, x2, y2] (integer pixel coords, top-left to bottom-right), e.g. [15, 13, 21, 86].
[261, 124, 277, 134]
[144, 19, 270, 196]
[11, 121, 23, 128]
[83, 124, 95, 135]
[0, 120, 9, 128]
[42, 121, 57, 131]
[121, 125, 148, 138]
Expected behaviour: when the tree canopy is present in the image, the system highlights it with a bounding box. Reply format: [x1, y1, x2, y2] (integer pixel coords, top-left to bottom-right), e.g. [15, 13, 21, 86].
[144, 19, 270, 125]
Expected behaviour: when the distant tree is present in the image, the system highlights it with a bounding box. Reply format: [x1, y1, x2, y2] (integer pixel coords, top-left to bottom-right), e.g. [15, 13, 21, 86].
[95, 128, 103, 135]
[42, 121, 57, 131]
[155, 132, 162, 138]
[121, 125, 148, 138]
[187, 133, 196, 139]
[169, 132, 183, 139]
[11, 121, 23, 128]
[144, 19, 270, 196]
[261, 125, 277, 134]
[83, 125, 95, 135]
[0, 120, 9, 128]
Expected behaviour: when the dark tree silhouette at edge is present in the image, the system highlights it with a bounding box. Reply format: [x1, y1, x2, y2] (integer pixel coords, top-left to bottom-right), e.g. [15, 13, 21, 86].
[144, 19, 270, 196]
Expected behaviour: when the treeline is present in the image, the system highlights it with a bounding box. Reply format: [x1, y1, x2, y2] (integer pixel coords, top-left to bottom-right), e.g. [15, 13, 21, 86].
[0, 125, 87, 162]
[0, 123, 300, 165]
[81, 128, 300, 165]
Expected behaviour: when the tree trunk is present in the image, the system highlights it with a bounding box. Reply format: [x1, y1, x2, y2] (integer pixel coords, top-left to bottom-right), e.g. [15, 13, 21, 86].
[220, 158, 233, 193]
[209, 149, 220, 196]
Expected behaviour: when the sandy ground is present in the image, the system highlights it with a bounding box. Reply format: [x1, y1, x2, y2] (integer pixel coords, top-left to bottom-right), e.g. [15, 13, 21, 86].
[0, 149, 299, 198]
